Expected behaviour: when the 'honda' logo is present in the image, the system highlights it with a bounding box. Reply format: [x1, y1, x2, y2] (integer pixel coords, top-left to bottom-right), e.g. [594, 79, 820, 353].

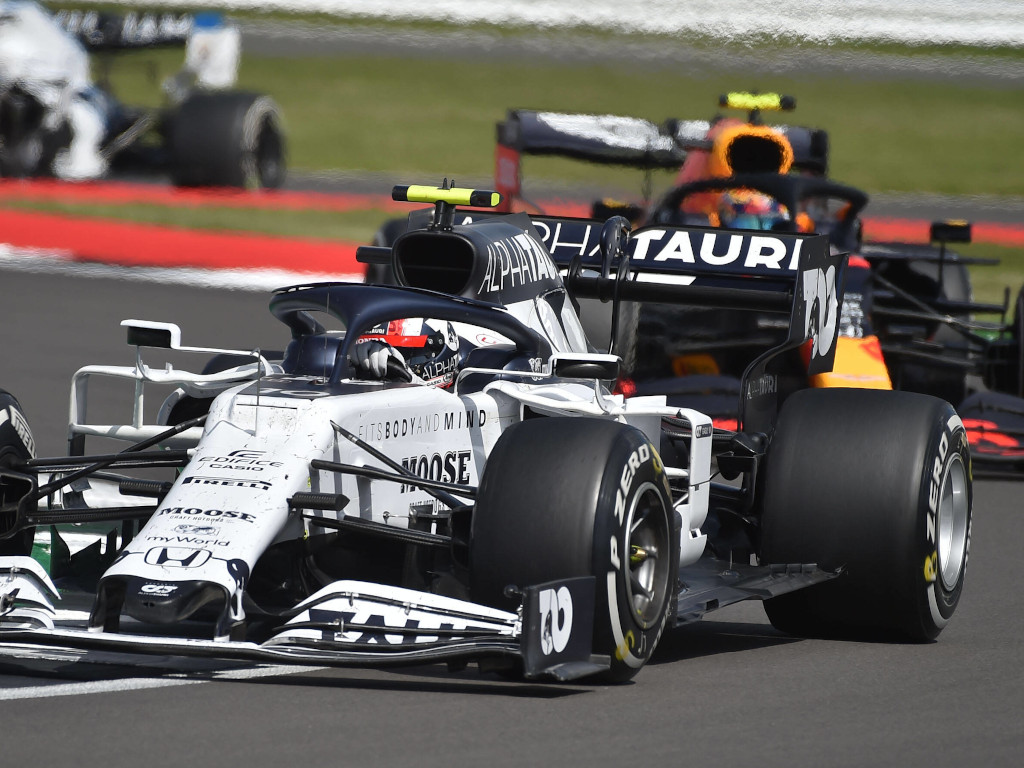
[144, 547, 212, 568]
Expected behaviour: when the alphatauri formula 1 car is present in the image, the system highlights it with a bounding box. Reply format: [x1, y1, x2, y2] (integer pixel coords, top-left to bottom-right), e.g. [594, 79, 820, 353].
[0, 186, 971, 681]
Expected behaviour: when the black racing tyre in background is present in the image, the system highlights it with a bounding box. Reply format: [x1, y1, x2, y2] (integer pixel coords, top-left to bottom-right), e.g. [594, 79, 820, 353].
[0, 87, 68, 179]
[168, 91, 285, 189]
[998, 284, 1024, 398]
[760, 388, 971, 642]
[1012, 284, 1024, 398]
[890, 257, 973, 407]
[470, 417, 677, 682]
[0, 389, 36, 556]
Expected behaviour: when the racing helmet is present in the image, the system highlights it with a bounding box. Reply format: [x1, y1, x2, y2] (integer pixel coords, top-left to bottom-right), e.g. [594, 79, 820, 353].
[718, 189, 791, 231]
[362, 318, 462, 388]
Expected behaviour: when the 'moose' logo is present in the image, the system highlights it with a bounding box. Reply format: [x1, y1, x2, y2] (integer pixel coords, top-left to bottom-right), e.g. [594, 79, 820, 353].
[400, 450, 472, 492]
[157, 506, 257, 523]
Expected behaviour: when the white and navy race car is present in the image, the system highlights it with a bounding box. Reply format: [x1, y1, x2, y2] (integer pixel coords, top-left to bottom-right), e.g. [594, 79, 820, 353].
[0, 185, 972, 682]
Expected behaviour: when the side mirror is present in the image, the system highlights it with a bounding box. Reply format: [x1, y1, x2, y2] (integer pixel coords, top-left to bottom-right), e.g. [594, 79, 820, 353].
[122, 320, 182, 349]
[551, 353, 620, 381]
[930, 220, 972, 244]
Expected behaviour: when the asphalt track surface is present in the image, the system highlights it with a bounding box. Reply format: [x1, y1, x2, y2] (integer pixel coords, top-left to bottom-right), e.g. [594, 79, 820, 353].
[0, 268, 1022, 767]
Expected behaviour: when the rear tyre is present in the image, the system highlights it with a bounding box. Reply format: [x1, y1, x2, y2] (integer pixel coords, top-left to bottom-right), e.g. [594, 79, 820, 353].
[760, 388, 971, 642]
[895, 259, 973, 407]
[0, 389, 36, 556]
[168, 92, 285, 189]
[0, 87, 67, 179]
[471, 417, 677, 681]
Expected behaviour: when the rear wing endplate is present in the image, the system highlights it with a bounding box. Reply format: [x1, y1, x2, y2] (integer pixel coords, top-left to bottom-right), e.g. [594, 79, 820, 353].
[56, 10, 192, 50]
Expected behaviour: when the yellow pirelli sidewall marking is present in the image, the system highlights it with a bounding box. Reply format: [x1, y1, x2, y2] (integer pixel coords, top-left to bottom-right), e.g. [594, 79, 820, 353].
[615, 630, 636, 661]
[811, 335, 893, 390]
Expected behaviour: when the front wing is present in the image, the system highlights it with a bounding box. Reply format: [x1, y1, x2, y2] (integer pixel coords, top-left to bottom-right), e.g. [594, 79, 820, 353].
[0, 566, 607, 682]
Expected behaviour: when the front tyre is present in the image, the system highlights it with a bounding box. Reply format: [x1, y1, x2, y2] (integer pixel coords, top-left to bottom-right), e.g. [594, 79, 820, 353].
[168, 92, 285, 189]
[0, 388, 36, 555]
[760, 388, 971, 641]
[470, 418, 677, 681]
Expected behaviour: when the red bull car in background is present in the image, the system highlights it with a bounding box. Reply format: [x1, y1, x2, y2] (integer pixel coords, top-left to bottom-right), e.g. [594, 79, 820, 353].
[461, 93, 1024, 473]
[1, 185, 971, 682]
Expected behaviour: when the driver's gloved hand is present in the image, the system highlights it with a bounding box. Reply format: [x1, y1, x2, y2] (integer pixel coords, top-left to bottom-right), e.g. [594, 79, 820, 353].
[350, 338, 407, 379]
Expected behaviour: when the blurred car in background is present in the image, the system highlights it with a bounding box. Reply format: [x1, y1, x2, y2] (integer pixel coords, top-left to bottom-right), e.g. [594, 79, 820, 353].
[0, 2, 284, 188]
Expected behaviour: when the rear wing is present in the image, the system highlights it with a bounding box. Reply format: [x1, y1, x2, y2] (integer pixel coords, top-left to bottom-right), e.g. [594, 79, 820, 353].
[495, 109, 829, 209]
[496, 110, 686, 169]
[56, 10, 192, 50]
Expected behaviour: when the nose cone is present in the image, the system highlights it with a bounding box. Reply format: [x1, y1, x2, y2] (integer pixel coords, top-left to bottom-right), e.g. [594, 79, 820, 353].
[119, 576, 227, 625]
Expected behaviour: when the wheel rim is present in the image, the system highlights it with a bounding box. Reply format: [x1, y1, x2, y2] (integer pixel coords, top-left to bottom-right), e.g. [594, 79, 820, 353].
[255, 119, 284, 189]
[624, 482, 672, 629]
[937, 454, 969, 591]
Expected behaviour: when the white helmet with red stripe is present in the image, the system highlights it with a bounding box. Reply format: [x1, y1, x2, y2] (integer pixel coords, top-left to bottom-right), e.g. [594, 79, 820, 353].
[361, 318, 461, 388]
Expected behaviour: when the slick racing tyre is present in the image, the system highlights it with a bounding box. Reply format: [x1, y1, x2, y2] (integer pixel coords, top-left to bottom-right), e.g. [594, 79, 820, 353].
[760, 388, 971, 642]
[0, 87, 65, 178]
[0, 389, 36, 556]
[169, 92, 285, 189]
[989, 284, 1024, 397]
[895, 258, 973, 408]
[470, 417, 677, 681]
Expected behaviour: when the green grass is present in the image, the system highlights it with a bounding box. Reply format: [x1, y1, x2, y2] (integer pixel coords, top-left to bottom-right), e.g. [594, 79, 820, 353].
[249, 59, 1024, 198]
